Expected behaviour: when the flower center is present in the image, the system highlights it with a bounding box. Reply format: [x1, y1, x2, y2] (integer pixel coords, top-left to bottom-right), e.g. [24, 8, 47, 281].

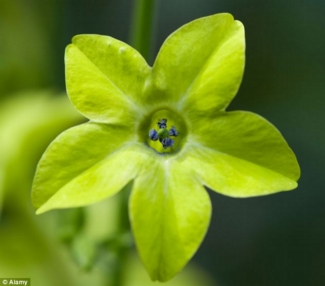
[139, 109, 187, 154]
[149, 119, 179, 149]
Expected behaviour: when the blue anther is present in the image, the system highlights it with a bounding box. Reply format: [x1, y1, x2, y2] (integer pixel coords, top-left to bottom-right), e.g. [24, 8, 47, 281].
[161, 138, 174, 149]
[149, 129, 159, 141]
[157, 118, 167, 129]
[169, 126, 178, 136]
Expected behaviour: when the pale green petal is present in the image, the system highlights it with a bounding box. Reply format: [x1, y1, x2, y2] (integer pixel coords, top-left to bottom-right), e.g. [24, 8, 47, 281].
[192, 111, 300, 182]
[145, 13, 244, 112]
[183, 144, 297, 197]
[32, 122, 139, 213]
[130, 158, 211, 282]
[35, 142, 148, 214]
[65, 35, 151, 123]
[183, 20, 245, 117]
[183, 111, 300, 197]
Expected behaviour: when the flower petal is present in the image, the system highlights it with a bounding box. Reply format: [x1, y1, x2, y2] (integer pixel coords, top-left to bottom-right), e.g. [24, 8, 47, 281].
[65, 35, 151, 123]
[130, 158, 211, 282]
[183, 20, 245, 118]
[32, 122, 143, 213]
[185, 111, 300, 197]
[146, 13, 244, 112]
[185, 145, 298, 197]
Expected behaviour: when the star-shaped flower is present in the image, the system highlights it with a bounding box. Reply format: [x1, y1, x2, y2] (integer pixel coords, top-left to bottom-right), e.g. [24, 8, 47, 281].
[32, 14, 300, 282]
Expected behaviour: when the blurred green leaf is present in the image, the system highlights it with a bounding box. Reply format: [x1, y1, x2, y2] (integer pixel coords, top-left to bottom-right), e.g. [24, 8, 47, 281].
[0, 91, 106, 286]
[0, 91, 84, 211]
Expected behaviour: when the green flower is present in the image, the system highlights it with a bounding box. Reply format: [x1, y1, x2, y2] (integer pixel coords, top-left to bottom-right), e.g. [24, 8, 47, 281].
[32, 14, 300, 282]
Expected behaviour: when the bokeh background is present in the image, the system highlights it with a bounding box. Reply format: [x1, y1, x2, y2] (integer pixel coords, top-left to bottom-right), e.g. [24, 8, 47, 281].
[1, 0, 324, 285]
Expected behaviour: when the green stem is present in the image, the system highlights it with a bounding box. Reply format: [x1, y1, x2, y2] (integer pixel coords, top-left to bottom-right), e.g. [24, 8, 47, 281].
[130, 0, 157, 61]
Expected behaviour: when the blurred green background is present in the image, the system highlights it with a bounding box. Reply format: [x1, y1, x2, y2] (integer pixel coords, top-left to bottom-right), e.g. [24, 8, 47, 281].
[0, 0, 324, 285]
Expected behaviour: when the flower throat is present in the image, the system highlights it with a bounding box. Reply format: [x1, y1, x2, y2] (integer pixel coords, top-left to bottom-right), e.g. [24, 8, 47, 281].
[149, 119, 179, 149]
[141, 109, 187, 154]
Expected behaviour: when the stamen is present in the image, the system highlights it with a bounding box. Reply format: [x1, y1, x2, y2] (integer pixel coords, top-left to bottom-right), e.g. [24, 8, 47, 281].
[162, 138, 174, 149]
[169, 126, 178, 136]
[149, 129, 159, 141]
[157, 118, 167, 129]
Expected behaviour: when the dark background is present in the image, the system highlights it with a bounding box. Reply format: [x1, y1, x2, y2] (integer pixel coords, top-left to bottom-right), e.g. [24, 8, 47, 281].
[1, 1, 325, 285]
